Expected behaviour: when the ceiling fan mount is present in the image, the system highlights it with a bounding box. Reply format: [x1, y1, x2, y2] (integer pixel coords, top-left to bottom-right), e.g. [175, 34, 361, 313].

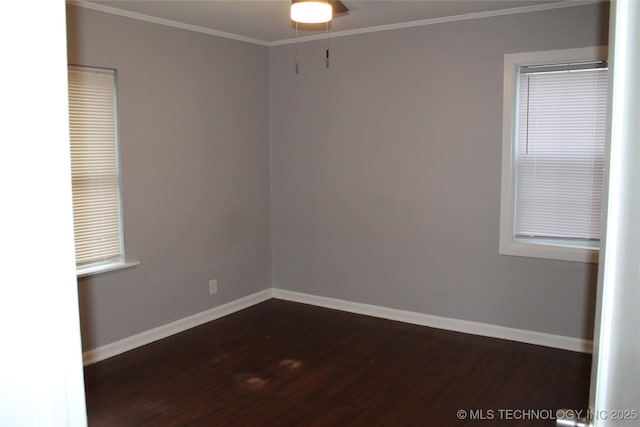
[330, 0, 349, 17]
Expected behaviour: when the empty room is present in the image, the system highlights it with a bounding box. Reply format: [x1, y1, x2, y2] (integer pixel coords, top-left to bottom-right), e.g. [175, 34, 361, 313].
[3, 1, 639, 426]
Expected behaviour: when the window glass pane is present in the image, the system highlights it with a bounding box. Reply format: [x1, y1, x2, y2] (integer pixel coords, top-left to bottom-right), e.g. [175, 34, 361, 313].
[68, 67, 123, 267]
[515, 67, 607, 242]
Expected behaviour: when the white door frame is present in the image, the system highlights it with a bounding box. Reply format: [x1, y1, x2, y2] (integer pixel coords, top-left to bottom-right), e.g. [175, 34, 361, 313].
[0, 2, 88, 426]
[590, 1, 640, 426]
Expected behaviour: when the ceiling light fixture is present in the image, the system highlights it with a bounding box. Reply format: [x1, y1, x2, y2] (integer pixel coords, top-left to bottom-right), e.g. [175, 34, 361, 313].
[290, 0, 333, 24]
[290, 0, 337, 74]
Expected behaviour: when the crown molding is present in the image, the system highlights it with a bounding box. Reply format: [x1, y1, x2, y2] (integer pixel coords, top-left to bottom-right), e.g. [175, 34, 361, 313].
[66, 0, 270, 46]
[68, 0, 603, 48]
[269, 0, 603, 46]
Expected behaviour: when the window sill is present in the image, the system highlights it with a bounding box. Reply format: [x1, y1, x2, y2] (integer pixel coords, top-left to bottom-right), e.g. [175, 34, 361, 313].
[77, 260, 140, 279]
[499, 239, 599, 264]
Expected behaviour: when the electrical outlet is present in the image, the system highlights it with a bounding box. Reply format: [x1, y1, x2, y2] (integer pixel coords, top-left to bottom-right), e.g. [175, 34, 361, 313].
[209, 279, 218, 295]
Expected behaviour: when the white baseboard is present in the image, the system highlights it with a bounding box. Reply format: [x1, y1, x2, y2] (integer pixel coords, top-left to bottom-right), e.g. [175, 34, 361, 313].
[83, 287, 591, 365]
[272, 288, 593, 353]
[82, 288, 273, 365]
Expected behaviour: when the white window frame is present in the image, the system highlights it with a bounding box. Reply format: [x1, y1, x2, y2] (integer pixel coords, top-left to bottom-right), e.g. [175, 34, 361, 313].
[68, 65, 138, 277]
[499, 46, 608, 264]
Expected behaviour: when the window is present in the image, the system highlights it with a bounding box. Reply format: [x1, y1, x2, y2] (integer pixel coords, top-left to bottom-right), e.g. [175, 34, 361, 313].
[68, 66, 135, 276]
[499, 47, 608, 263]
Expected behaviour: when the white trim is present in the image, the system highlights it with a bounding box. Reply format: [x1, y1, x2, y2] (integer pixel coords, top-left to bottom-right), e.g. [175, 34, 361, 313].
[69, 0, 602, 47]
[83, 287, 592, 366]
[82, 288, 273, 365]
[499, 46, 607, 264]
[77, 259, 140, 278]
[271, 0, 602, 46]
[67, 0, 270, 46]
[272, 289, 593, 353]
[593, 0, 640, 417]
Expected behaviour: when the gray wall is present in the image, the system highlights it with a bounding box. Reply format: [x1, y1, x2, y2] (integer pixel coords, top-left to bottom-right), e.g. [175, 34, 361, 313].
[67, 6, 272, 350]
[270, 3, 609, 340]
[69, 3, 609, 351]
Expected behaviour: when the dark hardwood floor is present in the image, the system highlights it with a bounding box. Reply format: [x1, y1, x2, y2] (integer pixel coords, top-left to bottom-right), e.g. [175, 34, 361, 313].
[84, 299, 591, 426]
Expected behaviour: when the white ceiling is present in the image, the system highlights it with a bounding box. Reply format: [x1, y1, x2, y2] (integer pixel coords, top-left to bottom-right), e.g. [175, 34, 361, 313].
[81, 0, 588, 45]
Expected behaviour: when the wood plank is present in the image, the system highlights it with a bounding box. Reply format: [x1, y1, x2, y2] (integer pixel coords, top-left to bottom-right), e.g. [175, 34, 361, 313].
[84, 299, 591, 426]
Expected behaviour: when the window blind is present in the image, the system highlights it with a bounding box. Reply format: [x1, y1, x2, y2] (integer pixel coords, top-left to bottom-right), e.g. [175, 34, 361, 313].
[515, 65, 608, 241]
[68, 67, 123, 267]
